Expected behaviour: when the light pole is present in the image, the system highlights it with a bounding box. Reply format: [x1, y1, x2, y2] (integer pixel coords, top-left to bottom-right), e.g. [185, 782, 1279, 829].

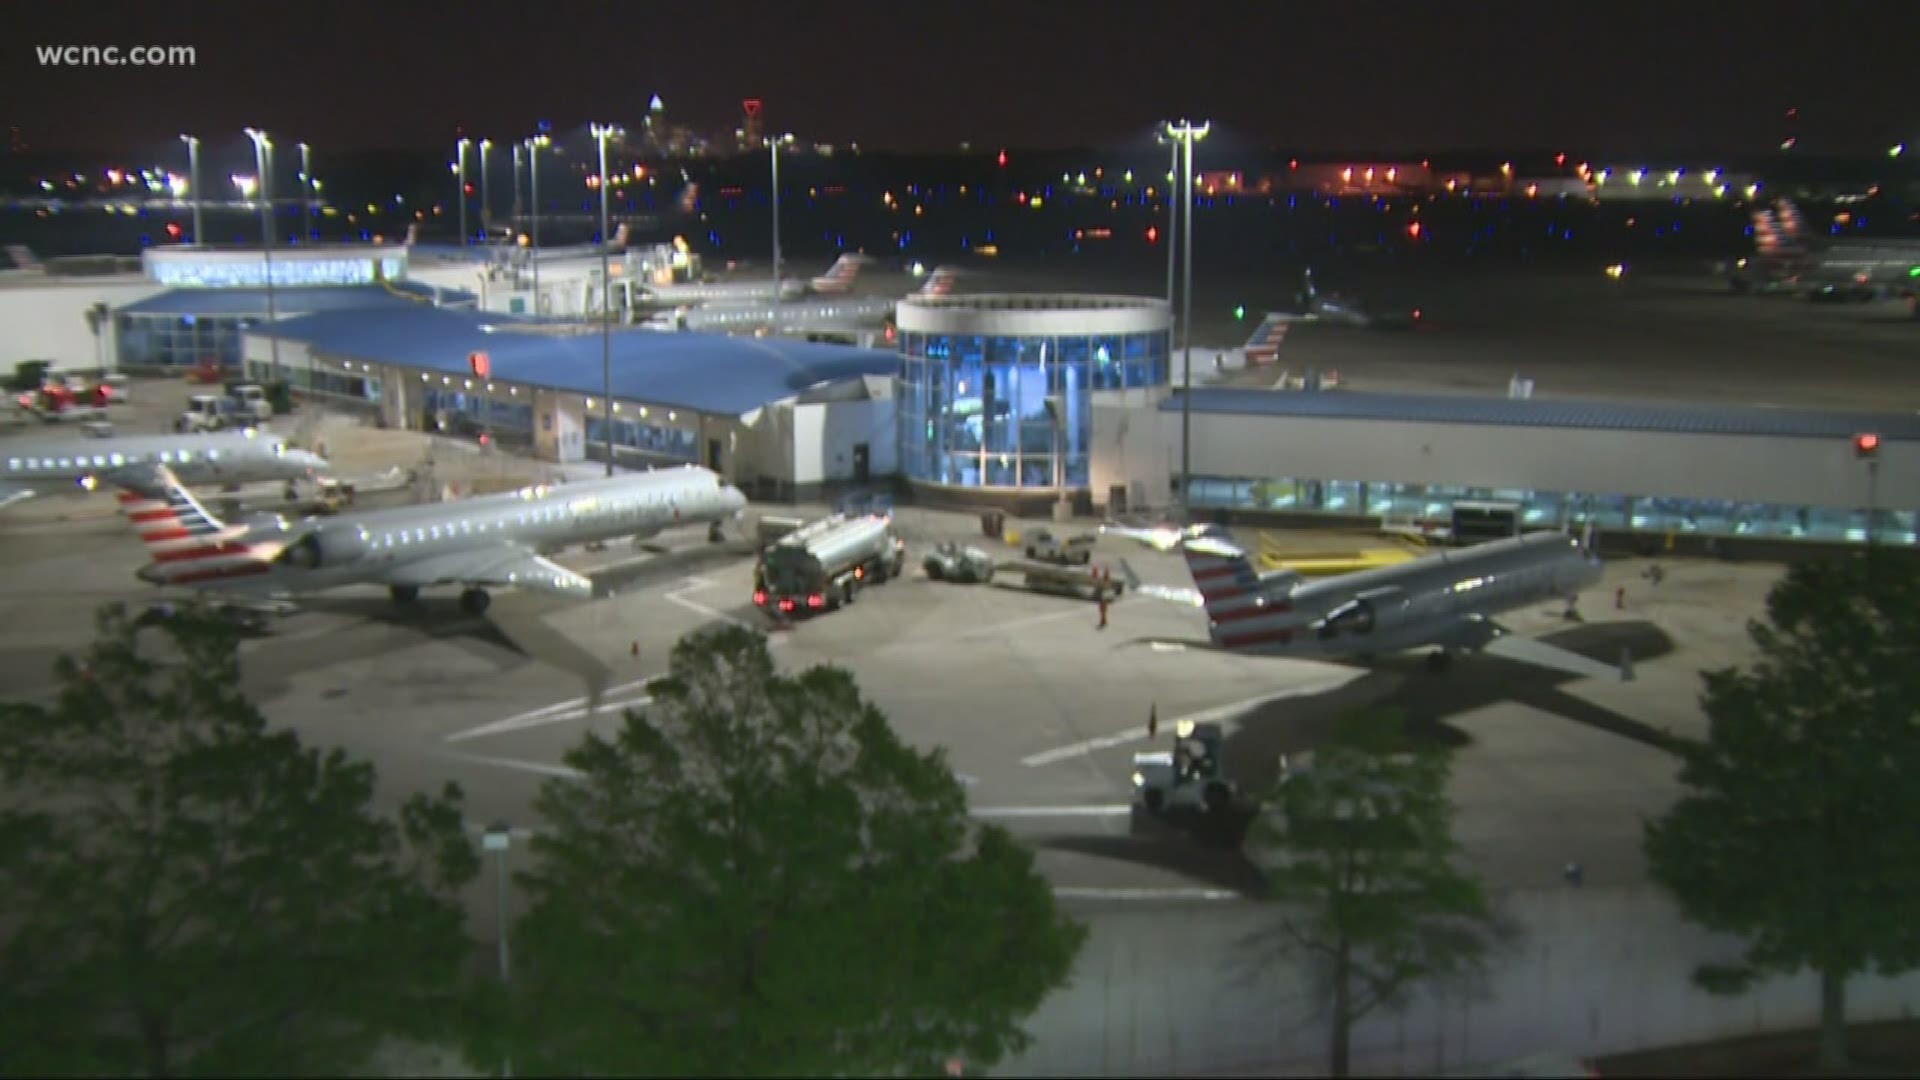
[592, 123, 618, 477]
[456, 137, 471, 246]
[245, 128, 282, 383]
[479, 138, 493, 238]
[482, 822, 515, 1079]
[1165, 119, 1209, 519]
[768, 132, 794, 335]
[178, 134, 202, 244]
[298, 142, 311, 240]
[1159, 133, 1178, 308]
[528, 135, 549, 314]
[510, 141, 523, 232]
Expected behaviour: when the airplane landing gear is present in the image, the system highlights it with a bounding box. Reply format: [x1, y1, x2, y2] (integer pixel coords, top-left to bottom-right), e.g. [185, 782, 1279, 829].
[459, 588, 492, 616]
[1425, 649, 1453, 672]
[389, 585, 421, 605]
[708, 521, 724, 543]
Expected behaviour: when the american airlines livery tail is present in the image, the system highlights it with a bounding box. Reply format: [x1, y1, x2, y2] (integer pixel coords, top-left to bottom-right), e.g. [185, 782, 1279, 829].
[1157, 524, 1622, 679]
[915, 267, 958, 298]
[117, 462, 746, 614]
[810, 254, 866, 294]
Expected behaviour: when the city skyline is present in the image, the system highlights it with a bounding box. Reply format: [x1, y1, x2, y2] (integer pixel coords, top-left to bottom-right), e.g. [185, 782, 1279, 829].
[3, 1, 1917, 157]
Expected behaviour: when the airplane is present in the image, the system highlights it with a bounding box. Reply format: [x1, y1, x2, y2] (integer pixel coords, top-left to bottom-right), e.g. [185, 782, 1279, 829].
[638, 253, 873, 306]
[114, 462, 747, 615]
[1730, 200, 1920, 300]
[1116, 524, 1623, 680]
[667, 265, 958, 335]
[403, 222, 634, 264]
[1, 428, 328, 511]
[1280, 267, 1422, 330]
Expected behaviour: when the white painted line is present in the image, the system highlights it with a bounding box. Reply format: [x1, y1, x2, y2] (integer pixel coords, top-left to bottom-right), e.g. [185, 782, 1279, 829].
[969, 805, 1133, 819]
[664, 575, 756, 630]
[1020, 680, 1359, 768]
[444, 695, 654, 743]
[1150, 641, 1187, 653]
[1052, 887, 1242, 902]
[1020, 727, 1151, 768]
[953, 773, 980, 787]
[486, 676, 656, 728]
[444, 752, 586, 780]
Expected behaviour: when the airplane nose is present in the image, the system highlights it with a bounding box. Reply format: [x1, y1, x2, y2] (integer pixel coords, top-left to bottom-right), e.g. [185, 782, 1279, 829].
[136, 564, 165, 585]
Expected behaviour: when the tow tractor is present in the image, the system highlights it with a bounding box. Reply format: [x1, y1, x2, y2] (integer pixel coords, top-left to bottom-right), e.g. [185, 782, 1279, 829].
[1131, 719, 1257, 843]
[1023, 527, 1095, 565]
[923, 541, 996, 583]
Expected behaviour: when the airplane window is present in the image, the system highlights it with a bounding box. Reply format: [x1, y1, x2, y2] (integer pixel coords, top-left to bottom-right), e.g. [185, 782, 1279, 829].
[91, 455, 105, 468]
[415, 528, 425, 542]
[431, 526, 441, 540]
[179, 451, 193, 462]
[109, 453, 124, 467]
[159, 451, 172, 464]
[400, 532, 409, 545]
[57, 458, 71, 469]
[207, 450, 219, 460]
[5, 458, 16, 471]
[274, 444, 285, 457]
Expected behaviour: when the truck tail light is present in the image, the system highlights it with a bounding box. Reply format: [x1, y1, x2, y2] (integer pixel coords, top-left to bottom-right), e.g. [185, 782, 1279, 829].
[807, 594, 825, 609]
[753, 590, 766, 605]
[778, 598, 795, 612]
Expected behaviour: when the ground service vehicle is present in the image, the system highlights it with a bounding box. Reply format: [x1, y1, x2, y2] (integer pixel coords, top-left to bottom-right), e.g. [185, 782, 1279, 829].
[753, 512, 906, 618]
[1131, 719, 1255, 843]
[177, 394, 246, 432]
[1024, 527, 1095, 564]
[1010, 560, 1123, 600]
[227, 383, 274, 422]
[923, 542, 996, 583]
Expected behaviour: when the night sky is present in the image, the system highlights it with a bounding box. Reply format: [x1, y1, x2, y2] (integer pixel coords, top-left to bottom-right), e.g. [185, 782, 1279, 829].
[5, 0, 1915, 157]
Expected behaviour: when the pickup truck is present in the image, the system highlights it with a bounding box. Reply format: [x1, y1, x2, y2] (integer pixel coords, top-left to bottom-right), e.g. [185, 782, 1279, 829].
[1023, 528, 1095, 565]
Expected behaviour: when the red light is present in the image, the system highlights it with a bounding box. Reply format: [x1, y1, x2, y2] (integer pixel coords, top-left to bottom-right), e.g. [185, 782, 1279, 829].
[478, 432, 490, 447]
[1406, 221, 1423, 239]
[884, 324, 896, 342]
[1854, 432, 1881, 457]
[778, 598, 794, 612]
[854, 566, 865, 579]
[807, 594, 825, 609]
[463, 183, 474, 196]
[753, 589, 767, 605]
[1145, 225, 1158, 244]
[1411, 308, 1423, 321]
[1555, 152, 1566, 166]
[165, 222, 182, 239]
[997, 149, 1007, 167]
[1288, 158, 1299, 169]
[469, 351, 490, 378]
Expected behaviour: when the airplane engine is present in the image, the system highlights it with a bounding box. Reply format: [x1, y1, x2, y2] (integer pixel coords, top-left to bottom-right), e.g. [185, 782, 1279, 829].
[276, 526, 367, 570]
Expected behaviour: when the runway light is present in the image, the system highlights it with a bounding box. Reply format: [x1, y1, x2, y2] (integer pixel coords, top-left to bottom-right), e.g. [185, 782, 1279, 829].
[1854, 432, 1881, 459]
[1233, 304, 1246, 320]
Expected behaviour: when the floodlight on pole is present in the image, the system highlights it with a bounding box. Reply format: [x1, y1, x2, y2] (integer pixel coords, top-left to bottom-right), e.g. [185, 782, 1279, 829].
[245, 127, 282, 382]
[528, 134, 550, 314]
[297, 142, 311, 238]
[455, 137, 471, 246]
[592, 123, 618, 477]
[478, 138, 493, 236]
[769, 132, 795, 335]
[178, 134, 202, 243]
[1164, 119, 1210, 520]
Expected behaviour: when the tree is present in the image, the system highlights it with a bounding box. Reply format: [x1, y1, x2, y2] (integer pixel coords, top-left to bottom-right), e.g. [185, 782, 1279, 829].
[1644, 554, 1920, 1072]
[0, 603, 481, 1077]
[504, 624, 1085, 1077]
[1247, 709, 1501, 1078]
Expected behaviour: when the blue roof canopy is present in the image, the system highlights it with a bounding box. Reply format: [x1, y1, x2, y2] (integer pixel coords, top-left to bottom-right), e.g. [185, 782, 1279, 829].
[116, 283, 475, 317]
[257, 305, 898, 416]
[1164, 387, 1920, 441]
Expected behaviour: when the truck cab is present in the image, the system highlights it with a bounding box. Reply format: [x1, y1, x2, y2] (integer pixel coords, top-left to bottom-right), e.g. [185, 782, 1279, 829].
[1024, 527, 1095, 565]
[226, 383, 274, 422]
[1131, 719, 1255, 844]
[178, 394, 243, 432]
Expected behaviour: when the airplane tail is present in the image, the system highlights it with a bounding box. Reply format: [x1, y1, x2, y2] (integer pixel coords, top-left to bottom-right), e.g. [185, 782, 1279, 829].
[609, 223, 631, 251]
[404, 223, 421, 247]
[3, 244, 41, 271]
[1752, 200, 1808, 259]
[114, 465, 272, 587]
[811, 253, 864, 293]
[915, 266, 957, 298]
[1176, 526, 1299, 648]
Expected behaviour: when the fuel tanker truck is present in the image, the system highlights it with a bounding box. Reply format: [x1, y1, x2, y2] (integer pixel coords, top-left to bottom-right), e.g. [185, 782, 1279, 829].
[753, 512, 906, 619]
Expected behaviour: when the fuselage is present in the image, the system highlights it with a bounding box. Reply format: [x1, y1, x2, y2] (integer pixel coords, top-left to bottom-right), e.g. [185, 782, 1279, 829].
[151, 465, 745, 596]
[1197, 531, 1601, 658]
[2, 429, 326, 498]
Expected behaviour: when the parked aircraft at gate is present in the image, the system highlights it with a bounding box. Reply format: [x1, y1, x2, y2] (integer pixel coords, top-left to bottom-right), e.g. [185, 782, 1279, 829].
[115, 462, 746, 614]
[1, 429, 328, 511]
[1118, 525, 1621, 679]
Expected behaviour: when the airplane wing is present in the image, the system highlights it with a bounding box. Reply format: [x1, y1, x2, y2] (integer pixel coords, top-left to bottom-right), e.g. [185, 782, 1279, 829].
[1481, 629, 1632, 681]
[1115, 558, 1204, 606]
[378, 545, 594, 599]
[0, 483, 36, 510]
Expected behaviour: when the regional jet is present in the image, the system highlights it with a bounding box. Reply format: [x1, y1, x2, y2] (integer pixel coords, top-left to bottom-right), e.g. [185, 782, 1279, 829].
[114, 462, 746, 614]
[1731, 200, 1920, 300]
[638, 253, 872, 307]
[0, 429, 328, 511]
[669, 265, 958, 335]
[1281, 267, 1422, 330]
[1120, 524, 1623, 679]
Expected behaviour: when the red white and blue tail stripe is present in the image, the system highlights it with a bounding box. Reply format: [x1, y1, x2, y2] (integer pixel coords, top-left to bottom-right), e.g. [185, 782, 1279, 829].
[116, 465, 272, 586]
[916, 267, 957, 298]
[811, 254, 863, 294]
[1178, 526, 1300, 651]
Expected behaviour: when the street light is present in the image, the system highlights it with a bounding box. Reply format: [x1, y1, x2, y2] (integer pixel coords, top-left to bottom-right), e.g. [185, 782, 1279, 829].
[527, 134, 550, 314]
[245, 127, 282, 383]
[177, 134, 202, 243]
[479, 138, 493, 238]
[592, 123, 618, 477]
[1855, 432, 1882, 545]
[456, 137, 471, 246]
[510, 141, 523, 233]
[482, 822, 515, 1079]
[1164, 119, 1210, 520]
[768, 132, 795, 335]
[298, 142, 311, 239]
[1155, 131, 1177, 308]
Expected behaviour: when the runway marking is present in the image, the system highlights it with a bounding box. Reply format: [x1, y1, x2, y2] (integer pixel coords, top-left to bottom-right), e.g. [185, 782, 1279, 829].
[443, 752, 586, 780]
[443, 694, 655, 742]
[1019, 680, 1359, 768]
[1052, 887, 1242, 902]
[445, 676, 658, 743]
[969, 804, 1132, 819]
[664, 575, 755, 629]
